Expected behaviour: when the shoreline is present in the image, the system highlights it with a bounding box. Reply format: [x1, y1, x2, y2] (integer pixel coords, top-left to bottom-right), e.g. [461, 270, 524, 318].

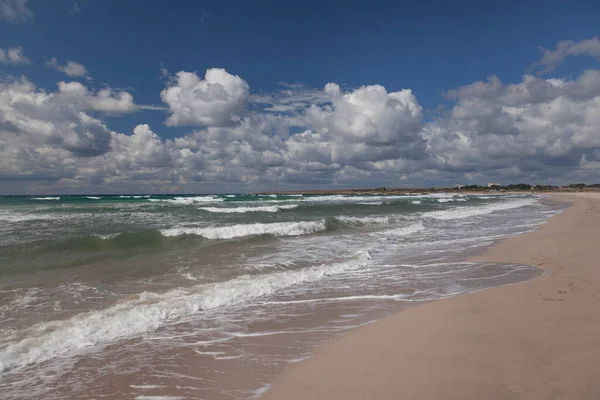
[263, 193, 600, 399]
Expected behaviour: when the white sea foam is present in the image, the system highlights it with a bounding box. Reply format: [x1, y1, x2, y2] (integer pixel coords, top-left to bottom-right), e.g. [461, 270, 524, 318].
[379, 221, 425, 236]
[248, 384, 272, 400]
[199, 204, 298, 213]
[260, 293, 408, 306]
[424, 198, 536, 220]
[288, 354, 313, 363]
[182, 272, 201, 281]
[31, 197, 60, 200]
[411, 200, 422, 204]
[130, 385, 166, 389]
[93, 233, 120, 240]
[0, 211, 51, 222]
[86, 196, 101, 200]
[300, 195, 407, 204]
[160, 220, 326, 239]
[0, 251, 372, 373]
[194, 350, 227, 357]
[149, 196, 223, 205]
[426, 193, 455, 199]
[334, 216, 390, 225]
[178, 196, 221, 202]
[0, 288, 41, 318]
[236, 194, 422, 206]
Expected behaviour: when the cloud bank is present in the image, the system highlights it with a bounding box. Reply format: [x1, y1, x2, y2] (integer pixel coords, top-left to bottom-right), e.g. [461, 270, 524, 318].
[2, 39, 600, 193]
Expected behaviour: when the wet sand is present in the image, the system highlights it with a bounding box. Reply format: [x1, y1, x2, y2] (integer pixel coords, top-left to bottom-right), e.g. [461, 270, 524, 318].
[263, 193, 600, 399]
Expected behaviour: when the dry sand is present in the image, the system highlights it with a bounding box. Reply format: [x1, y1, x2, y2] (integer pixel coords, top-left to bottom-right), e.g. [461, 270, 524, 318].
[263, 193, 600, 400]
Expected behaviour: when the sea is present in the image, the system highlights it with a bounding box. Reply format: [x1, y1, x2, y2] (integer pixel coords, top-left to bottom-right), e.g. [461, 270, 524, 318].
[0, 192, 561, 399]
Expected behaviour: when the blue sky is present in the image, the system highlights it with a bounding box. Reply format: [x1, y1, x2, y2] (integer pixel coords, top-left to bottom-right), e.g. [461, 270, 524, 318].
[1, 0, 600, 193]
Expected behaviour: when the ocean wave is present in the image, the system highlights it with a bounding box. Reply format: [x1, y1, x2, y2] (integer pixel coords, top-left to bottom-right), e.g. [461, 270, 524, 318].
[427, 193, 456, 199]
[86, 196, 101, 200]
[36, 231, 165, 253]
[160, 220, 327, 239]
[0, 212, 52, 223]
[92, 233, 120, 240]
[307, 195, 399, 204]
[199, 205, 298, 213]
[424, 198, 536, 220]
[148, 196, 224, 205]
[333, 216, 390, 225]
[31, 197, 60, 201]
[378, 221, 425, 236]
[0, 251, 372, 374]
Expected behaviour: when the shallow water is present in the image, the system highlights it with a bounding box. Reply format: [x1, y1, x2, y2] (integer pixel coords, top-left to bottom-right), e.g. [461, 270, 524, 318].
[0, 193, 561, 399]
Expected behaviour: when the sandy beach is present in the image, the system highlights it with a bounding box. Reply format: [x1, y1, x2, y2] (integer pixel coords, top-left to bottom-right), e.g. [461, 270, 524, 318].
[264, 193, 600, 400]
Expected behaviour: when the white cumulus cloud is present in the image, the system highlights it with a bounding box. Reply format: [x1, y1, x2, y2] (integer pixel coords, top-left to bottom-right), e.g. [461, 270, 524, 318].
[0, 79, 112, 158]
[424, 69, 600, 183]
[0, 47, 30, 64]
[46, 57, 89, 77]
[4, 39, 600, 193]
[161, 68, 250, 127]
[57, 81, 139, 114]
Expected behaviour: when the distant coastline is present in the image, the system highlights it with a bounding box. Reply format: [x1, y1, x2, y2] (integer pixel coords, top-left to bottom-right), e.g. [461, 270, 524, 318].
[254, 185, 600, 196]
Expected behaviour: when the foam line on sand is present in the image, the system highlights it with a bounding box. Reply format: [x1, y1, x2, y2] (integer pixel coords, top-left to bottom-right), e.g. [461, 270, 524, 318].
[263, 193, 600, 399]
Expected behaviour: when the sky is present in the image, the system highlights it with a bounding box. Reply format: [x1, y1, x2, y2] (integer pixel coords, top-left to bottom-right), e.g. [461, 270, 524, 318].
[1, 0, 600, 194]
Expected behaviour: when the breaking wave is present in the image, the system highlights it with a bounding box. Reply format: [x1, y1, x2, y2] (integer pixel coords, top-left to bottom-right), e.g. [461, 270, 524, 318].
[333, 215, 390, 226]
[149, 196, 224, 205]
[160, 220, 327, 239]
[0, 251, 373, 373]
[199, 205, 298, 213]
[378, 221, 425, 236]
[424, 198, 535, 220]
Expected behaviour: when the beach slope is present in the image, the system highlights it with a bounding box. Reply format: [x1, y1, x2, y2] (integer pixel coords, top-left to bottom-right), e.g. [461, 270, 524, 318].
[263, 193, 600, 400]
